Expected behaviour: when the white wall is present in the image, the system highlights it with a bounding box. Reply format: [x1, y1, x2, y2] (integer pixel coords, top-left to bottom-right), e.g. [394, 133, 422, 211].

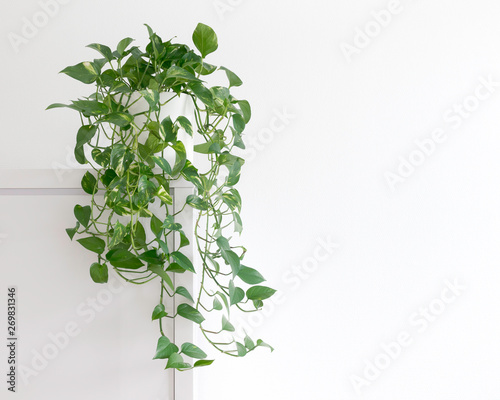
[4, 0, 500, 398]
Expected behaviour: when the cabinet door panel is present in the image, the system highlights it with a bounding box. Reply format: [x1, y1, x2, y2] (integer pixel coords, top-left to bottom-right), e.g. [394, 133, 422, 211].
[0, 194, 174, 400]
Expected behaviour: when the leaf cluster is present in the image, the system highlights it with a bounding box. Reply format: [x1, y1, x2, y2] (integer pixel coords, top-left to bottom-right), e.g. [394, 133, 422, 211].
[50, 23, 275, 370]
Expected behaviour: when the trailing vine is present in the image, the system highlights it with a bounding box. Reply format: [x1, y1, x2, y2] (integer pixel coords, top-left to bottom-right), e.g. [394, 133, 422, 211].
[48, 23, 275, 370]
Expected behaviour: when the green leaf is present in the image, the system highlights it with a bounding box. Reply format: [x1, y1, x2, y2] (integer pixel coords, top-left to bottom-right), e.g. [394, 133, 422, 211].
[244, 335, 255, 350]
[60, 61, 100, 84]
[151, 155, 172, 175]
[46, 103, 78, 111]
[76, 125, 97, 147]
[186, 194, 208, 210]
[165, 263, 185, 273]
[233, 129, 245, 149]
[201, 177, 215, 192]
[177, 304, 204, 324]
[108, 80, 131, 93]
[71, 100, 109, 116]
[66, 222, 80, 240]
[152, 304, 168, 320]
[153, 336, 179, 360]
[170, 251, 195, 273]
[136, 175, 156, 205]
[216, 291, 229, 311]
[156, 186, 173, 205]
[216, 236, 240, 275]
[211, 86, 230, 114]
[106, 249, 144, 269]
[256, 339, 274, 352]
[106, 248, 134, 261]
[147, 121, 160, 137]
[175, 286, 194, 302]
[138, 249, 162, 264]
[194, 359, 214, 367]
[98, 112, 133, 127]
[213, 297, 223, 311]
[109, 221, 127, 248]
[75, 125, 97, 164]
[236, 342, 247, 357]
[140, 88, 160, 110]
[148, 264, 174, 290]
[157, 238, 169, 255]
[92, 148, 111, 167]
[176, 116, 193, 136]
[218, 152, 244, 168]
[221, 315, 235, 332]
[210, 143, 223, 153]
[159, 116, 176, 142]
[246, 286, 276, 301]
[222, 189, 242, 213]
[171, 141, 187, 176]
[232, 113, 245, 133]
[233, 212, 243, 234]
[179, 231, 190, 248]
[237, 100, 251, 123]
[189, 82, 213, 107]
[117, 37, 134, 56]
[181, 343, 207, 359]
[162, 215, 182, 231]
[237, 266, 266, 285]
[110, 257, 144, 270]
[101, 169, 117, 186]
[87, 43, 114, 61]
[150, 215, 164, 238]
[130, 46, 143, 59]
[74, 205, 91, 228]
[110, 144, 135, 176]
[216, 236, 231, 251]
[81, 171, 98, 195]
[77, 236, 106, 254]
[166, 353, 191, 369]
[132, 221, 147, 249]
[89, 262, 108, 283]
[253, 299, 263, 309]
[207, 255, 220, 274]
[166, 66, 199, 82]
[93, 58, 107, 70]
[220, 66, 242, 87]
[196, 61, 217, 76]
[229, 280, 245, 305]
[194, 142, 216, 154]
[144, 24, 165, 58]
[192, 23, 218, 58]
[227, 160, 242, 186]
[223, 249, 241, 276]
[181, 161, 204, 191]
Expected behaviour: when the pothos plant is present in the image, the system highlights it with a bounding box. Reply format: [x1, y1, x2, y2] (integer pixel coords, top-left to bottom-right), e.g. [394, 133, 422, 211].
[48, 23, 275, 370]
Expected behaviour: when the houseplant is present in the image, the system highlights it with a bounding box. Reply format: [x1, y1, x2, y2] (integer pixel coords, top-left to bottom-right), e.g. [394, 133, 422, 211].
[48, 23, 275, 370]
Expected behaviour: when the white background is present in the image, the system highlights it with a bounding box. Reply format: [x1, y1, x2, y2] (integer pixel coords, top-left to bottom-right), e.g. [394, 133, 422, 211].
[3, 0, 500, 398]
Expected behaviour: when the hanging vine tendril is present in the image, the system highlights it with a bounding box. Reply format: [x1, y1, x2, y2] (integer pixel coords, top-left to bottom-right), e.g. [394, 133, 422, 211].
[48, 23, 275, 370]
